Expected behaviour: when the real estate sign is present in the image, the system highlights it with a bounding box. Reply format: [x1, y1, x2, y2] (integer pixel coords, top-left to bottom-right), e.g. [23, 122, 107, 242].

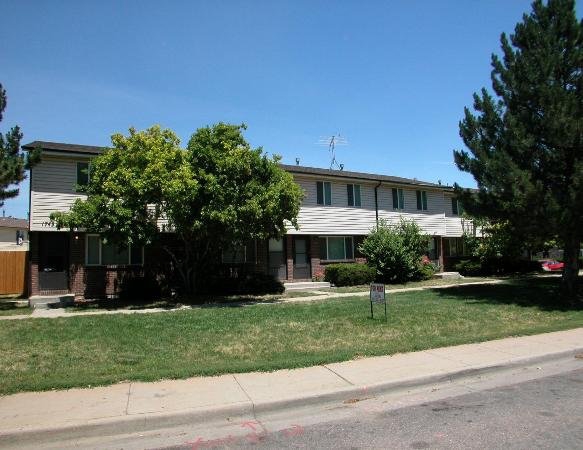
[369, 283, 387, 320]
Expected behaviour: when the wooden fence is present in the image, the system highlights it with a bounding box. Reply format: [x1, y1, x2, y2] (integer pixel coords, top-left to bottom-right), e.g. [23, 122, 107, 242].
[0, 251, 28, 296]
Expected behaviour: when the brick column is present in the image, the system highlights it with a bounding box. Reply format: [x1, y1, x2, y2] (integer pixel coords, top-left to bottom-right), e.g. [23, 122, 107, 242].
[438, 236, 444, 272]
[309, 235, 322, 280]
[69, 232, 86, 300]
[29, 232, 39, 297]
[286, 235, 294, 281]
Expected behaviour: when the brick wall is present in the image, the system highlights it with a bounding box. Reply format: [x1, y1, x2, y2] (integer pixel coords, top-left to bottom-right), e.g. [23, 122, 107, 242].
[29, 232, 39, 296]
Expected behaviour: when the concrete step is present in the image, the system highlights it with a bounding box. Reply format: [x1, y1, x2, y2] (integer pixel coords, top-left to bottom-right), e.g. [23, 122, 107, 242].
[284, 281, 331, 291]
[28, 294, 75, 309]
[434, 271, 463, 280]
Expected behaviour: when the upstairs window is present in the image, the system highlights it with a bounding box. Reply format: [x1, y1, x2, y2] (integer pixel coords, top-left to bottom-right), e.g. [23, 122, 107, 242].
[392, 188, 404, 210]
[452, 198, 464, 215]
[76, 162, 91, 192]
[416, 190, 428, 210]
[316, 181, 332, 206]
[347, 184, 361, 207]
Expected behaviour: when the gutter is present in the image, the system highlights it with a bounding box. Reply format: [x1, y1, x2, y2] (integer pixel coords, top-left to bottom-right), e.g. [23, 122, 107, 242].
[374, 180, 382, 226]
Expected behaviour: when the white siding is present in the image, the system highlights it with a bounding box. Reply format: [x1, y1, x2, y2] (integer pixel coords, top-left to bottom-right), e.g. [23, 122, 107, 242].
[287, 174, 466, 237]
[30, 156, 87, 231]
[30, 156, 468, 237]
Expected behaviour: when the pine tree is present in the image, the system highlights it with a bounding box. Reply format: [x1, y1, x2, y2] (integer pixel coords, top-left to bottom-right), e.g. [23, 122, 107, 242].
[454, 0, 583, 302]
[0, 83, 39, 207]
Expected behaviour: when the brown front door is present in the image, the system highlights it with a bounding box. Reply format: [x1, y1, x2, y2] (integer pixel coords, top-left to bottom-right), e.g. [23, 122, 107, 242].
[293, 237, 311, 280]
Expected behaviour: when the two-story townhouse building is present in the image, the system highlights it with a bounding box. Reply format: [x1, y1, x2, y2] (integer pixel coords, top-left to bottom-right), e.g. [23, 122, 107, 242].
[23, 141, 469, 300]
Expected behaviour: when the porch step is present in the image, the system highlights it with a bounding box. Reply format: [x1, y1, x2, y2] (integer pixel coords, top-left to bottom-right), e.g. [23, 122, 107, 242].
[28, 294, 75, 309]
[284, 281, 331, 291]
[434, 271, 463, 280]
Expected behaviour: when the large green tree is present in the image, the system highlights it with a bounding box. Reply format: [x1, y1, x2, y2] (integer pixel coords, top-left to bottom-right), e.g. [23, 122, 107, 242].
[0, 83, 39, 207]
[454, 0, 583, 302]
[51, 124, 303, 295]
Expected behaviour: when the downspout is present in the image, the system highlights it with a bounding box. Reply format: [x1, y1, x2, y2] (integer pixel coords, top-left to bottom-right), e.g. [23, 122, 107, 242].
[374, 180, 382, 227]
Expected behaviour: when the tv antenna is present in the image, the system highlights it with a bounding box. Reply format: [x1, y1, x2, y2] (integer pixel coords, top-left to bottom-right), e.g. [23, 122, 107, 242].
[317, 134, 348, 170]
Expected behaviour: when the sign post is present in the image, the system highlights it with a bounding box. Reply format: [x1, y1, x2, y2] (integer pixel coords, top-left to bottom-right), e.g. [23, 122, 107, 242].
[369, 283, 387, 321]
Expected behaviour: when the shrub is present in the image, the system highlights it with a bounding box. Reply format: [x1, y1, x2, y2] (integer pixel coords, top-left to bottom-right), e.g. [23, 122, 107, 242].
[454, 259, 483, 276]
[359, 219, 430, 283]
[119, 276, 162, 301]
[324, 263, 376, 287]
[418, 262, 437, 280]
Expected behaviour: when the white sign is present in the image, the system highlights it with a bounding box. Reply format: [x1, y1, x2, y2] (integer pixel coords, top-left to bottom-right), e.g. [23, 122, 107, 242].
[370, 283, 386, 304]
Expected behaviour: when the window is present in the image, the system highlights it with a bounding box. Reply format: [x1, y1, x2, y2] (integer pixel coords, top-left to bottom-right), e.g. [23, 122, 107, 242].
[76, 162, 91, 191]
[416, 190, 428, 210]
[319, 236, 354, 260]
[347, 184, 361, 207]
[444, 237, 466, 257]
[392, 188, 404, 210]
[222, 241, 256, 264]
[316, 181, 332, 205]
[451, 198, 463, 215]
[86, 235, 143, 266]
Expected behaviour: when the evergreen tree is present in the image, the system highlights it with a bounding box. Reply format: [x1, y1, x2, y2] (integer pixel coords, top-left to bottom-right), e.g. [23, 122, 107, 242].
[0, 83, 39, 207]
[454, 0, 583, 302]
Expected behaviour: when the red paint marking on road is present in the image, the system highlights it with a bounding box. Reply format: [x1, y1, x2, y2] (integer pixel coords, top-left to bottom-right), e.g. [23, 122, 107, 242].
[240, 420, 261, 431]
[280, 424, 304, 437]
[245, 431, 267, 443]
[185, 437, 204, 450]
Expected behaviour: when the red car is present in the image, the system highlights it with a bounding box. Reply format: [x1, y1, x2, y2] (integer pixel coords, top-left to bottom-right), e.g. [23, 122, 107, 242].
[540, 260, 564, 272]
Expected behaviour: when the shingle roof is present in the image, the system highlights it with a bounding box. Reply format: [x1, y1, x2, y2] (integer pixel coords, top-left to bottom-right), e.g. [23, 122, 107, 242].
[280, 164, 452, 190]
[0, 217, 28, 229]
[22, 141, 104, 155]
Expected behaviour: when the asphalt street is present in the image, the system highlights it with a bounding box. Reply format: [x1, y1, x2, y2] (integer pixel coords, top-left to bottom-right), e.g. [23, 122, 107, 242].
[165, 365, 583, 450]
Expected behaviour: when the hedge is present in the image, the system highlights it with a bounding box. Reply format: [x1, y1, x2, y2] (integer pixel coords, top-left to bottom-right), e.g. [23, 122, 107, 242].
[324, 263, 376, 286]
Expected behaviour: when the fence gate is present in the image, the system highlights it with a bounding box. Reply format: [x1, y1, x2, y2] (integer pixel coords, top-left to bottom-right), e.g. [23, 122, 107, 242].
[0, 251, 28, 296]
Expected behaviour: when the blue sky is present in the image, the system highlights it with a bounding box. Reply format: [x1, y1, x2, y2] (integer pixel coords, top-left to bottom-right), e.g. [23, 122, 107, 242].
[2, 0, 579, 218]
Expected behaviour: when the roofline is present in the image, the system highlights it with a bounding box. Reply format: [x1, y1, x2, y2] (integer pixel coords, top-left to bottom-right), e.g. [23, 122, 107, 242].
[22, 141, 105, 155]
[22, 141, 458, 191]
[280, 164, 454, 191]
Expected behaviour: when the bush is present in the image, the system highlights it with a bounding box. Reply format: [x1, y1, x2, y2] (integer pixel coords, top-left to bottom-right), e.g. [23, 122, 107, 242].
[359, 219, 430, 283]
[119, 276, 162, 301]
[455, 257, 542, 276]
[454, 259, 483, 276]
[324, 263, 376, 287]
[207, 272, 285, 295]
[418, 262, 437, 280]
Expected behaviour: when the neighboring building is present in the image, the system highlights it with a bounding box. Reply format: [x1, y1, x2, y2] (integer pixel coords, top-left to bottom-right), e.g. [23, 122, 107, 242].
[0, 216, 29, 251]
[23, 141, 470, 299]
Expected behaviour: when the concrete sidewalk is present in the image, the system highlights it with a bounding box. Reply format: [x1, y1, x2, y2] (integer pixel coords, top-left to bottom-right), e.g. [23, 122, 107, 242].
[1, 328, 582, 446]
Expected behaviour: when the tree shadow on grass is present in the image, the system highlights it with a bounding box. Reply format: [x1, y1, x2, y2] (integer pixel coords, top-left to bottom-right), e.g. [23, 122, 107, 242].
[432, 276, 583, 312]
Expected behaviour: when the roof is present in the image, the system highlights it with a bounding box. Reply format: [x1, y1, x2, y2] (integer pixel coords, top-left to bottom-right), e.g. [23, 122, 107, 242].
[22, 141, 454, 190]
[22, 141, 104, 155]
[280, 164, 452, 190]
[0, 217, 28, 229]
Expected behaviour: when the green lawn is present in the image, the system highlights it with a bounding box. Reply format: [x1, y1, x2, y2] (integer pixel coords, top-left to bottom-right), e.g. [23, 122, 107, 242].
[1, 277, 581, 395]
[322, 276, 496, 293]
[0, 301, 32, 316]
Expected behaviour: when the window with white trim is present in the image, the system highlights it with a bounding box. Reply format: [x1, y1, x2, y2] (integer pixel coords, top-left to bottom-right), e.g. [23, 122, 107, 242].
[76, 161, 91, 192]
[416, 190, 428, 210]
[451, 198, 463, 215]
[392, 188, 404, 210]
[85, 235, 143, 266]
[316, 181, 332, 205]
[318, 236, 354, 261]
[347, 184, 361, 207]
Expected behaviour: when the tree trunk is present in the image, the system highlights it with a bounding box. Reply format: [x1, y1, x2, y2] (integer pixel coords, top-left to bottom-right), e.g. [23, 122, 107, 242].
[561, 236, 581, 304]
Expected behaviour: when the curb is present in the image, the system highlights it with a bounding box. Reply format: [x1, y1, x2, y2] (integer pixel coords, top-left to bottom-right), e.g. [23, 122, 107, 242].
[1, 346, 582, 447]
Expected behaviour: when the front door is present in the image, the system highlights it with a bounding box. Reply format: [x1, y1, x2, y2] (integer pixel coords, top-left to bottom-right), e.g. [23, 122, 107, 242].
[293, 237, 311, 280]
[38, 232, 69, 291]
[268, 238, 287, 280]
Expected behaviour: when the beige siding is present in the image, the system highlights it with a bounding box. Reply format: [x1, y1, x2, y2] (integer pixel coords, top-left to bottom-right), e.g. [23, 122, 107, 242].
[30, 156, 87, 231]
[288, 174, 466, 237]
[31, 156, 467, 237]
